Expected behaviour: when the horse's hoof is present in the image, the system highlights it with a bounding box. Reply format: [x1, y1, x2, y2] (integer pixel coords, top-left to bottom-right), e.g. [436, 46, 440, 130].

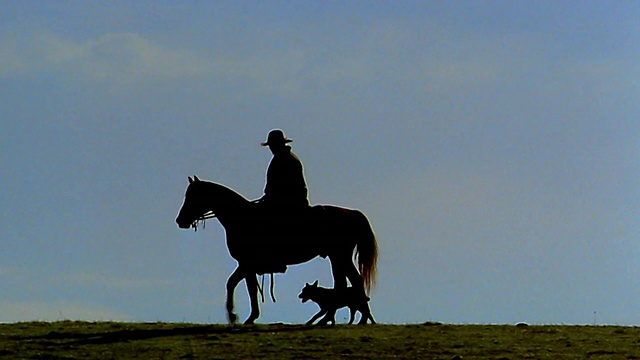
[228, 313, 238, 324]
[244, 319, 255, 325]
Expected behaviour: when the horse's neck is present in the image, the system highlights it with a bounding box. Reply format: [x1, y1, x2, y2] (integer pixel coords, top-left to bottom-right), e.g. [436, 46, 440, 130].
[205, 182, 248, 207]
[202, 182, 250, 229]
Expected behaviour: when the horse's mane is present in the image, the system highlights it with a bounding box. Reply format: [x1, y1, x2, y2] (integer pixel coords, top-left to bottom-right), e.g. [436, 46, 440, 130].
[202, 181, 251, 204]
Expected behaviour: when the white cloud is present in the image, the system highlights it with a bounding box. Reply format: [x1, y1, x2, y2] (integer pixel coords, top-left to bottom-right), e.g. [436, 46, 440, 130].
[77, 33, 212, 82]
[3, 19, 634, 102]
[0, 23, 521, 96]
[0, 31, 213, 84]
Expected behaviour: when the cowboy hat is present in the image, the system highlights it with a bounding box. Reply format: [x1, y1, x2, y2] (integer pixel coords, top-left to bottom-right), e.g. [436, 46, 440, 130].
[261, 129, 293, 146]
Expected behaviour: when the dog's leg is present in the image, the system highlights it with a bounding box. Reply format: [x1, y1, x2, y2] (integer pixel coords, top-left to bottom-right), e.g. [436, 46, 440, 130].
[358, 304, 375, 325]
[328, 309, 337, 325]
[348, 307, 356, 325]
[318, 309, 336, 325]
[306, 309, 327, 325]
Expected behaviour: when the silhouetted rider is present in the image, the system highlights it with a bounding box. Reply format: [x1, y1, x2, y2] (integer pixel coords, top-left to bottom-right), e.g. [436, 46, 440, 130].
[257, 129, 309, 212]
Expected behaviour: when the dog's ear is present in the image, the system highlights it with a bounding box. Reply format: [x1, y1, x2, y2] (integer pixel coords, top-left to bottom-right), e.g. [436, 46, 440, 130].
[312, 280, 318, 287]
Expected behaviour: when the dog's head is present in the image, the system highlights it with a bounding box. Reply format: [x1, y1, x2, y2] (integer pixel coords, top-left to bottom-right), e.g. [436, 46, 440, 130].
[298, 280, 319, 303]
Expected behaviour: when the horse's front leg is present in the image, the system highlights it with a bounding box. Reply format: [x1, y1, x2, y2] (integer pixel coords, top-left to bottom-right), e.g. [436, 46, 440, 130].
[225, 267, 245, 324]
[244, 273, 260, 324]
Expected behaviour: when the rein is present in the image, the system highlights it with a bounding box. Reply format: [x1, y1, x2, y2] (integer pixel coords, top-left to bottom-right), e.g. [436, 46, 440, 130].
[257, 273, 277, 303]
[191, 211, 217, 232]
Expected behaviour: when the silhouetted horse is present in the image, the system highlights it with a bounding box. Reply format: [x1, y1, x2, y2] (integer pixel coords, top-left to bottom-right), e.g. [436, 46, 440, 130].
[175, 176, 378, 324]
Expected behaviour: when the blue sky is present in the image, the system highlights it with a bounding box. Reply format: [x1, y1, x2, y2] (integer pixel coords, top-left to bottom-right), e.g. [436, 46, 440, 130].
[1, 1, 639, 324]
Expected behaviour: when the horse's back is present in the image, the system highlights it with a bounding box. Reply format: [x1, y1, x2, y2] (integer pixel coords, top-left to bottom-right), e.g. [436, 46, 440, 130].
[309, 204, 363, 220]
[246, 204, 362, 251]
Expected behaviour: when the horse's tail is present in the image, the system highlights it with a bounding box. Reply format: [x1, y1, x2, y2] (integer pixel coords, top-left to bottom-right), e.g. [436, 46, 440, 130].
[354, 210, 378, 295]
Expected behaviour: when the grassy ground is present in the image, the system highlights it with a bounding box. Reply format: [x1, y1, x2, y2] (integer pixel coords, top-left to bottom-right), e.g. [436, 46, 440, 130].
[1, 321, 639, 359]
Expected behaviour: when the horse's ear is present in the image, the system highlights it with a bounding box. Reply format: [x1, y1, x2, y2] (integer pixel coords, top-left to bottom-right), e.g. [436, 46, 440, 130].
[312, 280, 318, 287]
[194, 175, 201, 182]
[188, 176, 193, 184]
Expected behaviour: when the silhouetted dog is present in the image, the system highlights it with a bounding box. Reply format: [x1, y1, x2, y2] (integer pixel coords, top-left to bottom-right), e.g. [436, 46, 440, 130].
[298, 280, 376, 325]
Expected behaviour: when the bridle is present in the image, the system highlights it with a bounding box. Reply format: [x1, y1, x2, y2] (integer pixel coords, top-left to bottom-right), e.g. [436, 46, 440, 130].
[191, 210, 217, 232]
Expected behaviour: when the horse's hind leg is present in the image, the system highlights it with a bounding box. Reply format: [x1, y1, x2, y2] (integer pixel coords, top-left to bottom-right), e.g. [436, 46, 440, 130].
[346, 262, 364, 291]
[225, 267, 245, 324]
[244, 273, 260, 325]
[331, 255, 365, 291]
[329, 257, 348, 288]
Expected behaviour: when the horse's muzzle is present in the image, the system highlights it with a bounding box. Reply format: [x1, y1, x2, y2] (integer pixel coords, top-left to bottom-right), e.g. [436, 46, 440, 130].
[176, 217, 192, 229]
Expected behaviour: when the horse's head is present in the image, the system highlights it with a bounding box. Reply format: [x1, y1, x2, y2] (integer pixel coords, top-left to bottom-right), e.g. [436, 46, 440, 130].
[176, 175, 213, 229]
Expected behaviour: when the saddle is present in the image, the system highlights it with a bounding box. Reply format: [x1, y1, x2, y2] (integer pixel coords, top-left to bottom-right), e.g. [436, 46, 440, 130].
[246, 204, 330, 275]
[252, 203, 326, 227]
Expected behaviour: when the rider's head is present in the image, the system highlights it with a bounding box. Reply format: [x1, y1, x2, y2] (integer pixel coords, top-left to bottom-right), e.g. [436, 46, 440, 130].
[261, 129, 292, 153]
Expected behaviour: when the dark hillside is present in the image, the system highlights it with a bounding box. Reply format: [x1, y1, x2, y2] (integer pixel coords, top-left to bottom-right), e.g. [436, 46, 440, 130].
[1, 321, 639, 359]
